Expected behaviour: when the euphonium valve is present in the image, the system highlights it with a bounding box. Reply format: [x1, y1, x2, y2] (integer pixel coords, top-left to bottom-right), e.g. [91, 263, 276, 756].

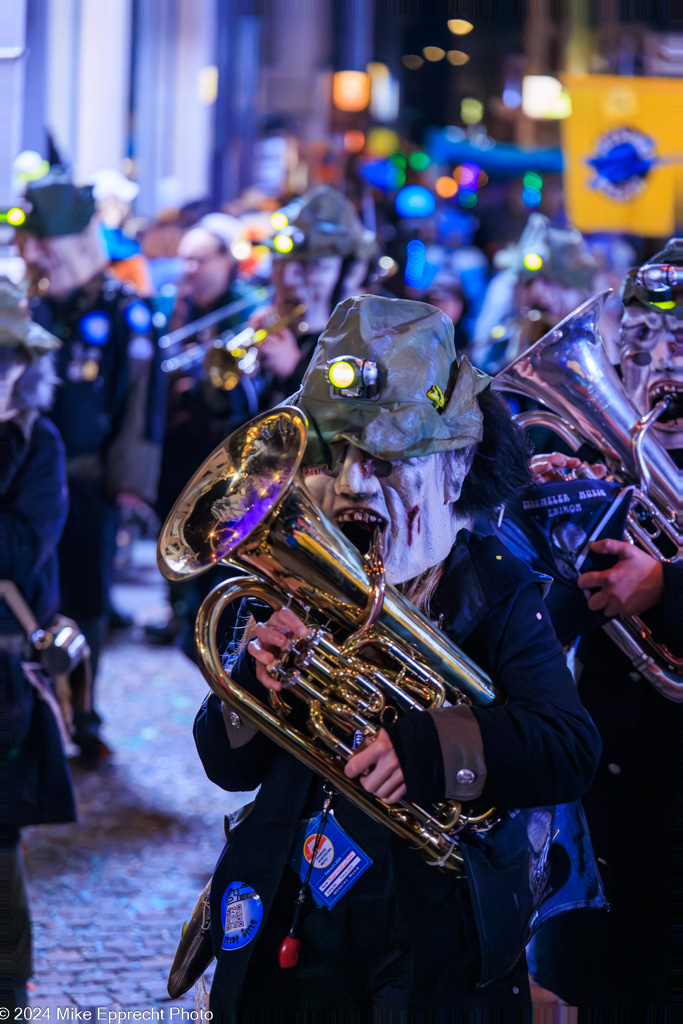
[158, 407, 500, 871]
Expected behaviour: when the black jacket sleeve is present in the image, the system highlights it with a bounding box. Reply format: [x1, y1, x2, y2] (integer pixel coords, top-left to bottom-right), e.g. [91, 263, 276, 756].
[193, 600, 281, 792]
[392, 537, 602, 811]
[467, 581, 602, 808]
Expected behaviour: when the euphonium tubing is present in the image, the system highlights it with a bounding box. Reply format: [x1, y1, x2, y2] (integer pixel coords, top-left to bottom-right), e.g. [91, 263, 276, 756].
[158, 406, 500, 871]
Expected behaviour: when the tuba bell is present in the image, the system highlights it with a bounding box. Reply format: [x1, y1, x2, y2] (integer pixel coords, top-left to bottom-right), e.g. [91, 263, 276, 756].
[493, 291, 682, 701]
[158, 406, 499, 872]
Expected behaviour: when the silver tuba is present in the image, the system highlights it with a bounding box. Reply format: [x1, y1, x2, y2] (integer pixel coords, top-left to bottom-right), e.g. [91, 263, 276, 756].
[493, 291, 682, 701]
[158, 406, 499, 872]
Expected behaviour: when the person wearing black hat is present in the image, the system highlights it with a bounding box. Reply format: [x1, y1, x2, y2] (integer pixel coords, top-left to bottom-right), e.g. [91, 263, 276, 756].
[511, 243, 682, 1006]
[192, 296, 603, 1013]
[16, 168, 166, 758]
[0, 278, 75, 1009]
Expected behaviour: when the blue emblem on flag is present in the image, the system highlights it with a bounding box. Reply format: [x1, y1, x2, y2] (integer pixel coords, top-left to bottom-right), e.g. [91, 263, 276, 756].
[587, 128, 657, 201]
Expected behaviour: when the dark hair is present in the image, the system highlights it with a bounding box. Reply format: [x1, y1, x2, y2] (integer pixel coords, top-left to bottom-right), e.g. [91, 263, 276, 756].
[449, 388, 532, 519]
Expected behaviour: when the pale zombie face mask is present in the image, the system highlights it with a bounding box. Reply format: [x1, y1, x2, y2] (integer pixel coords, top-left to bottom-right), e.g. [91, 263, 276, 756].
[619, 306, 683, 451]
[273, 257, 343, 334]
[303, 443, 469, 585]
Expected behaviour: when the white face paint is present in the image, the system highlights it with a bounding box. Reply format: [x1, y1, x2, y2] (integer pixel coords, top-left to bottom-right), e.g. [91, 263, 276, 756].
[619, 306, 683, 451]
[273, 256, 343, 333]
[303, 444, 468, 585]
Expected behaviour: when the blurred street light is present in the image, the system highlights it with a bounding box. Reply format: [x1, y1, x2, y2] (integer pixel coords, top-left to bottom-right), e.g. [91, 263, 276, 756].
[333, 70, 370, 112]
[461, 98, 484, 124]
[448, 20, 473, 35]
[522, 75, 572, 119]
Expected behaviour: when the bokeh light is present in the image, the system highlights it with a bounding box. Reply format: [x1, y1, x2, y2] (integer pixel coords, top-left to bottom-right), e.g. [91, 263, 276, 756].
[447, 51, 469, 66]
[461, 98, 483, 125]
[332, 70, 370, 112]
[423, 47, 445, 62]
[395, 186, 436, 218]
[270, 212, 288, 230]
[344, 130, 366, 153]
[448, 19, 473, 34]
[365, 127, 401, 157]
[408, 151, 431, 171]
[435, 177, 458, 198]
[405, 239, 427, 287]
[401, 54, 424, 70]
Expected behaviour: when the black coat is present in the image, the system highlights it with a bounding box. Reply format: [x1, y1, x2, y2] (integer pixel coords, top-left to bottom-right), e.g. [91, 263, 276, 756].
[0, 414, 75, 831]
[530, 560, 681, 1005]
[32, 274, 165, 503]
[194, 531, 602, 1010]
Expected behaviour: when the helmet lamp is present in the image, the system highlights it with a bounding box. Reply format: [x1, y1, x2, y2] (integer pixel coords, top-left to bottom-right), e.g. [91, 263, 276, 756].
[326, 356, 381, 399]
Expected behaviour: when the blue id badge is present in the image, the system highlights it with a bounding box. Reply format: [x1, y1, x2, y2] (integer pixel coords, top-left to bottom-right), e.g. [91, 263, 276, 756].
[290, 812, 373, 909]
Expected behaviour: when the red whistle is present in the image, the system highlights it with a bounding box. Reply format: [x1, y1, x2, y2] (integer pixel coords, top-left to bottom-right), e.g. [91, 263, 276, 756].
[278, 935, 301, 969]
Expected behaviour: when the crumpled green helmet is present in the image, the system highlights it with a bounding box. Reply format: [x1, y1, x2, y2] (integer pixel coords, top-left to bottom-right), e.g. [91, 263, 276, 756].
[273, 186, 377, 262]
[297, 294, 490, 463]
[0, 277, 61, 358]
[498, 212, 598, 290]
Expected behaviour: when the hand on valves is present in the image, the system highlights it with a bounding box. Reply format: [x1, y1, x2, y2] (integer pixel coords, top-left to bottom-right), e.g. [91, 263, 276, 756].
[248, 607, 406, 803]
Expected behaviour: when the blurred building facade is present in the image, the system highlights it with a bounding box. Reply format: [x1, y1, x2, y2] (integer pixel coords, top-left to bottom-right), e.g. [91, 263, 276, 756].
[5, 1, 680, 214]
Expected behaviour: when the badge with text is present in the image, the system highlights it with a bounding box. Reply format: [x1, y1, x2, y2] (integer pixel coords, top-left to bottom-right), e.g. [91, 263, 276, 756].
[290, 813, 372, 909]
[220, 881, 263, 950]
[503, 479, 634, 581]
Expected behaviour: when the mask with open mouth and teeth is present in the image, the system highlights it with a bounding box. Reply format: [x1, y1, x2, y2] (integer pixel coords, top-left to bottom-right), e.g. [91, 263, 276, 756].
[619, 306, 683, 452]
[304, 443, 470, 585]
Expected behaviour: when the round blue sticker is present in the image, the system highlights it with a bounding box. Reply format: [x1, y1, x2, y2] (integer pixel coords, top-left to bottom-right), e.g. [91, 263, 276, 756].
[125, 300, 152, 334]
[221, 881, 263, 951]
[79, 311, 110, 345]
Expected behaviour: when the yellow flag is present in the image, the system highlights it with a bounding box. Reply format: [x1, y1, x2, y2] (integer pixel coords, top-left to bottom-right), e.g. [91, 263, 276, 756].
[562, 74, 683, 236]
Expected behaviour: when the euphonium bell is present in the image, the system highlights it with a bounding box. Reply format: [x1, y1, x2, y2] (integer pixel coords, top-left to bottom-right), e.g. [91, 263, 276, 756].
[158, 406, 499, 871]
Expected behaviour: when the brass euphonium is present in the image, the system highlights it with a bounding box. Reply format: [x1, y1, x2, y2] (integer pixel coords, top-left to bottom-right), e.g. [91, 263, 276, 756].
[493, 291, 682, 701]
[158, 406, 499, 872]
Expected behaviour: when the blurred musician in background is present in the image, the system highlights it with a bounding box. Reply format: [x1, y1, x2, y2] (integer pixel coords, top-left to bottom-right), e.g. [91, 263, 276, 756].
[255, 185, 378, 406]
[472, 213, 599, 375]
[16, 168, 164, 759]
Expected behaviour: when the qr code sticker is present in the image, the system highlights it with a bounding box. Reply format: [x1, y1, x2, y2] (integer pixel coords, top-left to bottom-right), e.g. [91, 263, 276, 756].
[225, 902, 246, 931]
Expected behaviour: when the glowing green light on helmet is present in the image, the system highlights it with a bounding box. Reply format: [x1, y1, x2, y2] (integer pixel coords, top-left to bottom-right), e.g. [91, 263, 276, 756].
[273, 233, 294, 254]
[328, 359, 357, 389]
[523, 252, 543, 272]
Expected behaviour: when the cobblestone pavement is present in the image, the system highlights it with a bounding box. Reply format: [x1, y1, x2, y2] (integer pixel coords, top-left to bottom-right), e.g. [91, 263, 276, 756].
[23, 540, 253, 1015]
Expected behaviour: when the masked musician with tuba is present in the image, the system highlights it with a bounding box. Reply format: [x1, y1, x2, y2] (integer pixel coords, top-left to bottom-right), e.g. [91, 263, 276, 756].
[507, 242, 682, 1006]
[173, 296, 603, 1013]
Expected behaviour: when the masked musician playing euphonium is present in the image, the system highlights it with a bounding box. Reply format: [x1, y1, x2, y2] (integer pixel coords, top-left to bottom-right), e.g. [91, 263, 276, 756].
[525, 242, 682, 1007]
[192, 295, 602, 1013]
